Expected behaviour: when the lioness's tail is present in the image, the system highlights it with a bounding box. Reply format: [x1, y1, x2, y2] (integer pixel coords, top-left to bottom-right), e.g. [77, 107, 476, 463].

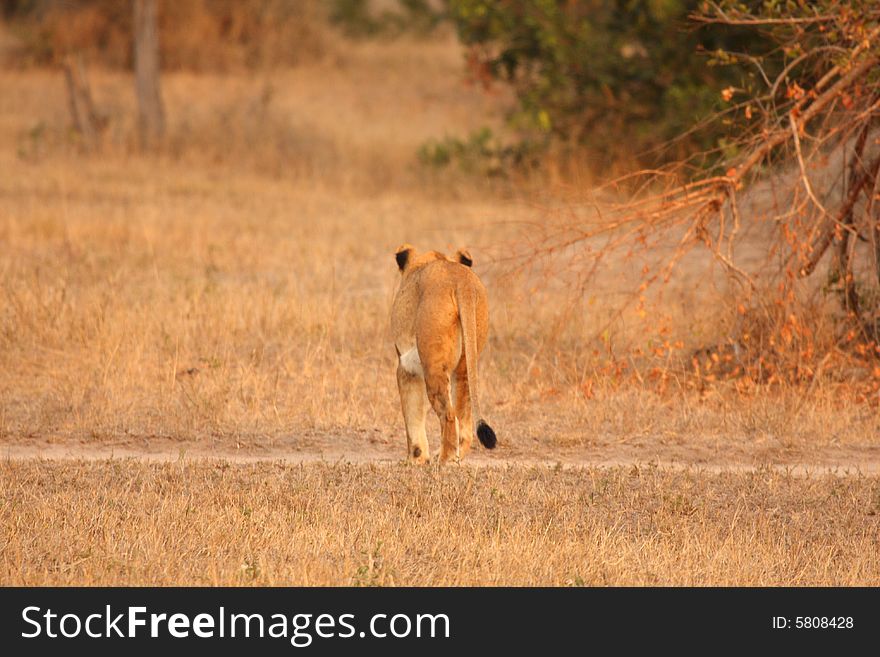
[456, 284, 497, 449]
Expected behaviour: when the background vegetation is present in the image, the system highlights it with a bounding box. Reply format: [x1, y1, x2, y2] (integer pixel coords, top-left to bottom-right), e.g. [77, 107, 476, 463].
[447, 0, 775, 171]
[0, 1, 774, 170]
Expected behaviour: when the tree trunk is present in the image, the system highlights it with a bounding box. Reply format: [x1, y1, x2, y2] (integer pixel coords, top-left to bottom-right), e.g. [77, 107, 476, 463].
[63, 54, 103, 150]
[133, 0, 165, 149]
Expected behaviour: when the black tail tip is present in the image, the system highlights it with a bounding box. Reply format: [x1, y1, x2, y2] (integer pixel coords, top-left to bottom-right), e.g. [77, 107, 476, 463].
[476, 421, 497, 449]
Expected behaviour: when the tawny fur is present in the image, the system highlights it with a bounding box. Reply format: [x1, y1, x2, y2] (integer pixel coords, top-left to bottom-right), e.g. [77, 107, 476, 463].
[390, 244, 496, 463]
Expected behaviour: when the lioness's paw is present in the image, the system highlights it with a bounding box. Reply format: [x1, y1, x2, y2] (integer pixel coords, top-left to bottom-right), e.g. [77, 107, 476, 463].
[407, 445, 430, 465]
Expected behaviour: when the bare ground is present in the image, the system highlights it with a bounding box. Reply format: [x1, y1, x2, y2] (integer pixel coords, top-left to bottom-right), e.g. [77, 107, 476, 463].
[3, 433, 879, 475]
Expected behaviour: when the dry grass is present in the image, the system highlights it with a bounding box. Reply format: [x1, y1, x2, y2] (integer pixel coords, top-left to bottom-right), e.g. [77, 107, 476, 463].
[4, 35, 511, 187]
[0, 35, 515, 441]
[2, 459, 878, 586]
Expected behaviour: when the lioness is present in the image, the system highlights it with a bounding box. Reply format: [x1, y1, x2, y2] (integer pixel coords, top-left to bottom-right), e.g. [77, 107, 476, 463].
[390, 244, 497, 463]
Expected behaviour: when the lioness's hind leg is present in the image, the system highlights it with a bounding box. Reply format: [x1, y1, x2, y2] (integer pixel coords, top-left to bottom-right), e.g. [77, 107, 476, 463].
[452, 368, 474, 458]
[397, 364, 429, 463]
[425, 369, 458, 463]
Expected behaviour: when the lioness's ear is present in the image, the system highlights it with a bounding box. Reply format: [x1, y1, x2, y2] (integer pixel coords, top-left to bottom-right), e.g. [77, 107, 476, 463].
[395, 244, 414, 272]
[456, 248, 473, 268]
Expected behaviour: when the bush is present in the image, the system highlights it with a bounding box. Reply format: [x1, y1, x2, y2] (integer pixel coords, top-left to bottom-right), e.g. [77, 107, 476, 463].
[448, 0, 775, 170]
[329, 0, 446, 37]
[418, 126, 541, 176]
[522, 0, 880, 387]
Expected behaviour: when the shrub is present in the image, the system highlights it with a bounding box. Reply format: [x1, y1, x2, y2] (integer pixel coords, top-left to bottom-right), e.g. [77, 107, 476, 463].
[447, 0, 775, 170]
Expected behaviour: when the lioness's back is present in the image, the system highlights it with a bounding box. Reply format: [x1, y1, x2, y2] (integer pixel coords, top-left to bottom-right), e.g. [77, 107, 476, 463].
[390, 244, 496, 463]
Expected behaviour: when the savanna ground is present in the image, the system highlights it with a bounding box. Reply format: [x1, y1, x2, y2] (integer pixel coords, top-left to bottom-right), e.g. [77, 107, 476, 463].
[1, 26, 879, 585]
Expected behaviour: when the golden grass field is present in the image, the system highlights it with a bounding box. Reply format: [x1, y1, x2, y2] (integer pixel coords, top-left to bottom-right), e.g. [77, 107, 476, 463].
[3, 460, 879, 586]
[1, 27, 879, 585]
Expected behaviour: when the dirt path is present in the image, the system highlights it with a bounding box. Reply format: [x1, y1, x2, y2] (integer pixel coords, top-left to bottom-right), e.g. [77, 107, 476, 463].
[3, 435, 879, 476]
